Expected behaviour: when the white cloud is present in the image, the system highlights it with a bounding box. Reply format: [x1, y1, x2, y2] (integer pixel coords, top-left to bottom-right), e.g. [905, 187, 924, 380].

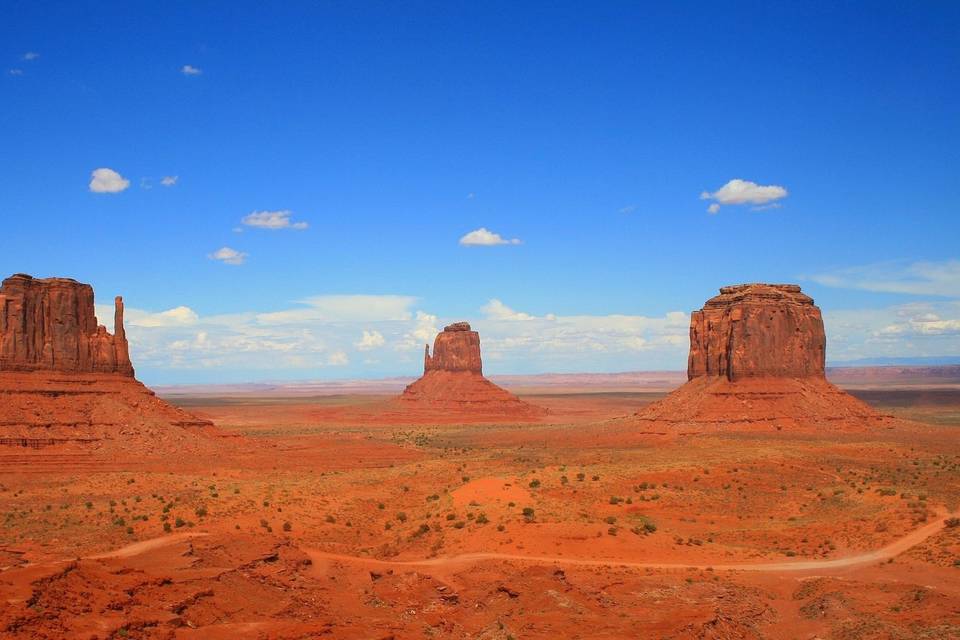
[327, 351, 349, 365]
[161, 176, 178, 187]
[459, 228, 522, 246]
[258, 295, 416, 325]
[89, 168, 130, 193]
[467, 193, 476, 199]
[355, 330, 386, 351]
[208, 247, 248, 265]
[242, 210, 309, 230]
[127, 306, 199, 327]
[619, 205, 637, 214]
[181, 64, 202, 76]
[700, 178, 788, 214]
[482, 299, 537, 321]
[22, 52, 39, 61]
[9, 69, 23, 76]
[807, 259, 960, 298]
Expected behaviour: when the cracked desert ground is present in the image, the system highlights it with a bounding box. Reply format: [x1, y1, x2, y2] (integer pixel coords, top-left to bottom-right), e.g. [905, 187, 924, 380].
[2, 375, 959, 639]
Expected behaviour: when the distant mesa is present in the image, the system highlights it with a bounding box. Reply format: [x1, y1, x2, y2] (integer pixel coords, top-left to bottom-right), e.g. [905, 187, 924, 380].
[632, 283, 890, 431]
[397, 322, 546, 420]
[0, 274, 216, 453]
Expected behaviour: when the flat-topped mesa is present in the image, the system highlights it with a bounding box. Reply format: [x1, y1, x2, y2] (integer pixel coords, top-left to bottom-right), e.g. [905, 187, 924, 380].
[0, 274, 134, 376]
[687, 283, 825, 381]
[423, 322, 483, 374]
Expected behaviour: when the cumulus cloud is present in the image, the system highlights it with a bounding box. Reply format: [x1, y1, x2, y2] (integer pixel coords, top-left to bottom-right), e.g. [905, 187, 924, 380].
[126, 306, 199, 328]
[181, 64, 202, 76]
[459, 228, 522, 246]
[89, 168, 130, 193]
[22, 52, 39, 61]
[208, 247, 247, 265]
[619, 205, 637, 214]
[355, 330, 386, 351]
[9, 69, 23, 76]
[242, 210, 309, 230]
[700, 178, 788, 214]
[161, 176, 178, 187]
[808, 259, 960, 298]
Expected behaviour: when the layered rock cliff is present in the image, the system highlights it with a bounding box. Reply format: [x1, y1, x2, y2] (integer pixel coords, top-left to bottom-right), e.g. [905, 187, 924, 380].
[631, 283, 888, 432]
[687, 284, 825, 381]
[0, 274, 218, 454]
[0, 274, 134, 376]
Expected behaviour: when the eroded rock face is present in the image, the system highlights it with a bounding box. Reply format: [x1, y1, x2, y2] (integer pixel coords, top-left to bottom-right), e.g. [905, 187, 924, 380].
[687, 283, 825, 381]
[0, 274, 134, 376]
[424, 322, 483, 374]
[399, 321, 546, 420]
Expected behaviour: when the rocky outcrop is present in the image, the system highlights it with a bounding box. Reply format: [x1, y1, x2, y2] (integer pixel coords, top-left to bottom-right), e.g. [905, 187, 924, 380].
[631, 284, 889, 432]
[398, 322, 546, 421]
[0, 274, 219, 453]
[687, 284, 825, 381]
[424, 322, 483, 374]
[0, 274, 133, 376]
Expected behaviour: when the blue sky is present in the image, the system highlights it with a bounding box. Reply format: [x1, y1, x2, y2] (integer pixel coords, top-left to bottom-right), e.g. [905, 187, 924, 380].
[2, 2, 959, 384]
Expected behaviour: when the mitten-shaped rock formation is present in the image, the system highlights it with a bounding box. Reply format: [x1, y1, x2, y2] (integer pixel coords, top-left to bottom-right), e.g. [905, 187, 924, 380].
[0, 274, 133, 375]
[397, 323, 546, 421]
[631, 284, 888, 432]
[0, 274, 217, 454]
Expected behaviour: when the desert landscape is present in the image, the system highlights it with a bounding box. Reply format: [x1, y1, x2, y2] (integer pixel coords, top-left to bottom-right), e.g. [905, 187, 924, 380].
[1, 276, 958, 639]
[5, 4, 958, 638]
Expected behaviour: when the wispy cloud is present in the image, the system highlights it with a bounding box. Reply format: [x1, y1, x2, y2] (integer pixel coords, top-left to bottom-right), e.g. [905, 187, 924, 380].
[22, 52, 39, 61]
[459, 227, 522, 246]
[208, 247, 248, 265]
[9, 68, 23, 76]
[181, 64, 202, 76]
[619, 205, 637, 214]
[807, 259, 960, 298]
[89, 168, 130, 193]
[700, 178, 788, 214]
[242, 210, 308, 230]
[161, 176, 178, 187]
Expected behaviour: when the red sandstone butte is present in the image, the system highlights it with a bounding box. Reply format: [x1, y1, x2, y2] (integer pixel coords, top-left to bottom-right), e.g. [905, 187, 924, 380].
[0, 274, 133, 375]
[0, 274, 216, 453]
[397, 322, 546, 420]
[632, 283, 888, 431]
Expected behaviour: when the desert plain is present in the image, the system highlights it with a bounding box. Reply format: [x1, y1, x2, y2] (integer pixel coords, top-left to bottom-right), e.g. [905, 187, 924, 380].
[0, 368, 959, 639]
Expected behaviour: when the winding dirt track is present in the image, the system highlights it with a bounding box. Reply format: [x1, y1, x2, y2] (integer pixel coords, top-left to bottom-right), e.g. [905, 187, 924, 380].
[76, 509, 954, 575]
[304, 511, 956, 574]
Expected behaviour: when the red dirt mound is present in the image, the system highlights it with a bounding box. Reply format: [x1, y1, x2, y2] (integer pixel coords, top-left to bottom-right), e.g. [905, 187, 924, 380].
[630, 283, 893, 431]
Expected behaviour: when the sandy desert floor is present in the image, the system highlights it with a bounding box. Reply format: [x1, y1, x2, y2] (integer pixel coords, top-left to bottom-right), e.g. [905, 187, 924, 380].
[1, 386, 960, 639]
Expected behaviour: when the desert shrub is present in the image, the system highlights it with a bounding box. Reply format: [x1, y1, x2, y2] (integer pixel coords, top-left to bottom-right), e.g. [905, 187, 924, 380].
[945, 517, 960, 528]
[605, 516, 616, 525]
[282, 521, 292, 532]
[454, 521, 466, 529]
[195, 506, 207, 518]
[529, 479, 541, 489]
[175, 517, 186, 528]
[163, 522, 172, 533]
[396, 512, 407, 522]
[522, 507, 535, 520]
[446, 513, 456, 521]
[325, 514, 336, 523]
[476, 513, 489, 525]
[576, 473, 585, 481]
